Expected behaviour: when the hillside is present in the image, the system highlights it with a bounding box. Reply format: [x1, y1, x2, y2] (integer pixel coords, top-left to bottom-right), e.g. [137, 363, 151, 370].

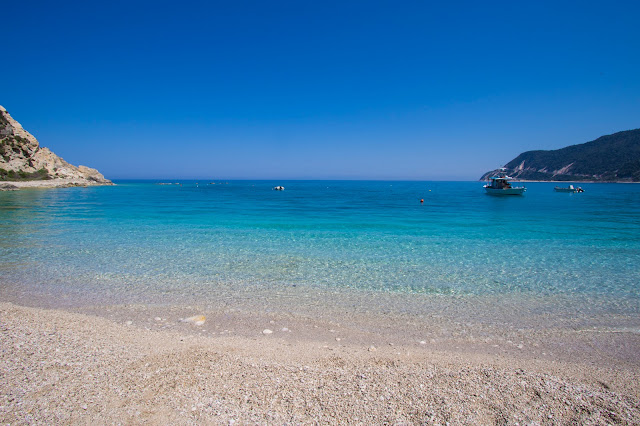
[0, 105, 111, 188]
[480, 129, 640, 182]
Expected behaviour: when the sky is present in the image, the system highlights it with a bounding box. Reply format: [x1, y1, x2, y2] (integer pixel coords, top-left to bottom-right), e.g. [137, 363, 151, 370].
[2, 0, 639, 180]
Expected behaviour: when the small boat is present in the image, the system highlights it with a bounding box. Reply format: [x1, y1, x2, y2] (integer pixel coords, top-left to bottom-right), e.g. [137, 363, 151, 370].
[484, 169, 526, 196]
[554, 185, 584, 193]
[273, 186, 285, 191]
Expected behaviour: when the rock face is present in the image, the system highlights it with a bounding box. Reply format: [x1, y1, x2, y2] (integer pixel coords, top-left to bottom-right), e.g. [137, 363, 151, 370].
[481, 129, 640, 182]
[0, 105, 112, 185]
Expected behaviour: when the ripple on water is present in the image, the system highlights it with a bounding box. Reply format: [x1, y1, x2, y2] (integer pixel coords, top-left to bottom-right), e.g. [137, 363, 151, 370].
[0, 181, 639, 335]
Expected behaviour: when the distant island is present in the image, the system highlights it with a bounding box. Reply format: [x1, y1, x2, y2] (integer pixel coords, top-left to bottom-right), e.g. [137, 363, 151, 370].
[481, 129, 640, 182]
[0, 105, 112, 190]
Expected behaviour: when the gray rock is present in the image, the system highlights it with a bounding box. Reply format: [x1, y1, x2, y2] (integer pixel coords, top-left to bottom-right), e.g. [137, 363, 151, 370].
[0, 183, 18, 191]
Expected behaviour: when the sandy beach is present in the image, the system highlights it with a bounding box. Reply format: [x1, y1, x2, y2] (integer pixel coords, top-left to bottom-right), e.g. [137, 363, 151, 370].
[1, 302, 639, 425]
[0, 179, 114, 190]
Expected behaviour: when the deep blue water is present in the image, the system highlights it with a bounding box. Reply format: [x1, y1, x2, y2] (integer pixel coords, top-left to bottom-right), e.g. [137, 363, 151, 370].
[1, 180, 639, 321]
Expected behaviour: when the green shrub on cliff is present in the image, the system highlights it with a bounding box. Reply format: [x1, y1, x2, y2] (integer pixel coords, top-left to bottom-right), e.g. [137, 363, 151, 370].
[0, 167, 51, 181]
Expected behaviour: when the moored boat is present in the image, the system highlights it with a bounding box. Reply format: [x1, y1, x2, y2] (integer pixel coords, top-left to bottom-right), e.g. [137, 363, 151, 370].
[484, 169, 526, 196]
[554, 185, 584, 193]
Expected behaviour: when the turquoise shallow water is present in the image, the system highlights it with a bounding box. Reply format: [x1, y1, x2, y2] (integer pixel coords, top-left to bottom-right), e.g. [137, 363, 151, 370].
[1, 180, 639, 332]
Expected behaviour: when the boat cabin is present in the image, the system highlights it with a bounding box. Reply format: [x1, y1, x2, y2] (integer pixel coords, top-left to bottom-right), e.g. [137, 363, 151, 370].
[488, 176, 512, 189]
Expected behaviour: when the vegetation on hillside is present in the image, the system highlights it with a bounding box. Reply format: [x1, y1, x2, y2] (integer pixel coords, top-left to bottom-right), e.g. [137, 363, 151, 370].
[0, 131, 51, 181]
[481, 129, 640, 182]
[1, 136, 32, 163]
[0, 167, 51, 181]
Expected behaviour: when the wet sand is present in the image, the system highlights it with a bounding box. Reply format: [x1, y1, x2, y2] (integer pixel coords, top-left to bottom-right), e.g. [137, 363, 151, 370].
[1, 302, 639, 424]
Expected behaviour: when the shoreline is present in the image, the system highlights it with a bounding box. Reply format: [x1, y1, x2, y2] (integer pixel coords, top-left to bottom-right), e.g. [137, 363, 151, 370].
[2, 274, 639, 370]
[1, 301, 639, 424]
[516, 180, 639, 184]
[3, 277, 639, 369]
[0, 178, 114, 190]
[479, 179, 640, 184]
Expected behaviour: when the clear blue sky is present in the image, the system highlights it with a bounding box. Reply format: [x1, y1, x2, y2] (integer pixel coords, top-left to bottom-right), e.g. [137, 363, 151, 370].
[3, 0, 639, 180]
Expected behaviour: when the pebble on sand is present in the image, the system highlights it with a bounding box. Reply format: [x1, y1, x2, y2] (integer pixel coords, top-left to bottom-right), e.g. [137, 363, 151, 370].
[180, 315, 206, 326]
[262, 329, 273, 335]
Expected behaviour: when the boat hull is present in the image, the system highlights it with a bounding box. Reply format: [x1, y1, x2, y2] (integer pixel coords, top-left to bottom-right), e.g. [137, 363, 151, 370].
[554, 187, 582, 193]
[484, 186, 526, 196]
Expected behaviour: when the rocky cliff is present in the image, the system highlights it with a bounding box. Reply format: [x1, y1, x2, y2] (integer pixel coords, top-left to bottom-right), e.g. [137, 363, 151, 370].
[0, 105, 112, 187]
[480, 129, 640, 182]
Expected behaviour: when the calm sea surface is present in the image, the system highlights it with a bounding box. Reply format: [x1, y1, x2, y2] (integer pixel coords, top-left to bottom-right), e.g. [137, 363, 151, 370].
[1, 181, 639, 339]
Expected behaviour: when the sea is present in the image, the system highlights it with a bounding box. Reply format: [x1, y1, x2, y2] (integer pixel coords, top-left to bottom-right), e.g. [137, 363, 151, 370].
[1, 181, 639, 362]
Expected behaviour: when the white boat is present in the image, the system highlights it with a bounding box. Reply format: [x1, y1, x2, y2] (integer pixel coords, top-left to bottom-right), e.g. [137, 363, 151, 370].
[554, 185, 584, 193]
[484, 170, 526, 196]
